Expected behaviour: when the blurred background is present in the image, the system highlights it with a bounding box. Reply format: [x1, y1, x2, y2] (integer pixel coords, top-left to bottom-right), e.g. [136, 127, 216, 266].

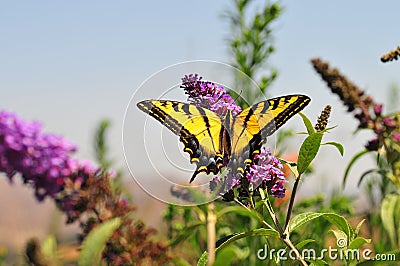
[1, 0, 399, 262]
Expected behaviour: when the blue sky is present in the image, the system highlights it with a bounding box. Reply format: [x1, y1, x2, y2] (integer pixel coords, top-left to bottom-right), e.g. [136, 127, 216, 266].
[1, 1, 400, 196]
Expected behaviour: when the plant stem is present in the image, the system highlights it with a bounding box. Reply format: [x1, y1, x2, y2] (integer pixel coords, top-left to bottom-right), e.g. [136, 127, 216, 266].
[282, 236, 308, 266]
[260, 189, 284, 235]
[284, 174, 302, 232]
[207, 202, 216, 266]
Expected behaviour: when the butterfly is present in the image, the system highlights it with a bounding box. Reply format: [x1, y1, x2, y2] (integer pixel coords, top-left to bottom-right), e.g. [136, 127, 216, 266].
[137, 95, 310, 183]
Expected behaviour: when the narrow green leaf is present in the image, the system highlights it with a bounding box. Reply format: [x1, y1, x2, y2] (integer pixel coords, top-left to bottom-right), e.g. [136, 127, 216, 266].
[298, 112, 315, 135]
[215, 228, 279, 253]
[297, 133, 323, 174]
[78, 218, 121, 266]
[343, 150, 370, 187]
[348, 237, 371, 250]
[381, 194, 399, 247]
[355, 219, 366, 236]
[321, 141, 344, 156]
[197, 251, 208, 266]
[321, 125, 337, 132]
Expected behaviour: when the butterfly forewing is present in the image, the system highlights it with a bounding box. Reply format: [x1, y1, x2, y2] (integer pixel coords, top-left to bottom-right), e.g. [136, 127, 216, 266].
[137, 100, 226, 181]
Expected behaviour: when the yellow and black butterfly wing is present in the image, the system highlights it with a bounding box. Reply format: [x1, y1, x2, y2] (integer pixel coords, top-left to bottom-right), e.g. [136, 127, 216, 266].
[137, 100, 226, 182]
[229, 95, 311, 173]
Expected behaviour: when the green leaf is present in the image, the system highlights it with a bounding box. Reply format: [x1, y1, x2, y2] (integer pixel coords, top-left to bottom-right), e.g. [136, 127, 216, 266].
[321, 125, 337, 132]
[215, 228, 279, 253]
[295, 239, 316, 249]
[343, 150, 370, 187]
[297, 132, 323, 174]
[197, 251, 208, 266]
[214, 246, 248, 266]
[288, 212, 324, 233]
[324, 214, 353, 239]
[321, 141, 344, 156]
[78, 218, 121, 266]
[381, 194, 400, 247]
[288, 212, 353, 239]
[355, 219, 366, 236]
[298, 112, 315, 135]
[348, 237, 371, 250]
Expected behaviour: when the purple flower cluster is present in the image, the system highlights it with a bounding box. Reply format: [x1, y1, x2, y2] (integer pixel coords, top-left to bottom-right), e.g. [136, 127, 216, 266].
[0, 110, 96, 200]
[246, 147, 287, 198]
[181, 74, 242, 116]
[181, 74, 286, 199]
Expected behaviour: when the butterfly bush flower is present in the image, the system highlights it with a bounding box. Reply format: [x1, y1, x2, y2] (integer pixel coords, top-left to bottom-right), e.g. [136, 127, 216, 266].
[246, 147, 287, 198]
[181, 74, 242, 116]
[0, 110, 171, 264]
[0, 110, 96, 200]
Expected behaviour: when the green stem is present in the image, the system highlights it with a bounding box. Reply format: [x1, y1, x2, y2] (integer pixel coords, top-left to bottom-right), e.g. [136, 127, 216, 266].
[284, 174, 302, 233]
[282, 236, 308, 266]
[259, 188, 284, 235]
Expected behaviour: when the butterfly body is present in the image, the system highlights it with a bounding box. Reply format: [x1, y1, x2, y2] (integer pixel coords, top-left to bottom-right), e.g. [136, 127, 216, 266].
[137, 95, 310, 182]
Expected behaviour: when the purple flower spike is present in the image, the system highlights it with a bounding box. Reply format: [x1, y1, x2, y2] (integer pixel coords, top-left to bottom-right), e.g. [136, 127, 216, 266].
[246, 147, 287, 198]
[0, 111, 80, 200]
[181, 74, 242, 116]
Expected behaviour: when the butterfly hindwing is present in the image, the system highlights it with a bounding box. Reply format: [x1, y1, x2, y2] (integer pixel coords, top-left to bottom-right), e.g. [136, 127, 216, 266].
[137, 100, 226, 181]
